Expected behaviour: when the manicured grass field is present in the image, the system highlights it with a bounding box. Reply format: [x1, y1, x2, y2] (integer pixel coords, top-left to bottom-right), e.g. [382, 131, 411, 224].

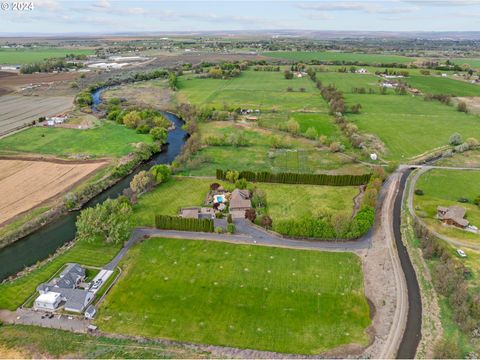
[133, 177, 215, 227]
[177, 70, 326, 111]
[96, 237, 370, 354]
[414, 169, 480, 244]
[0, 48, 94, 65]
[258, 182, 357, 225]
[0, 122, 152, 158]
[406, 75, 480, 96]
[263, 51, 412, 64]
[0, 239, 120, 310]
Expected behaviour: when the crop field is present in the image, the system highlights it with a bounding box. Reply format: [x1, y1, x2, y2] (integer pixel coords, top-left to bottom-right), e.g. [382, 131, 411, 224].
[0, 48, 94, 65]
[96, 237, 370, 354]
[0, 122, 153, 158]
[316, 71, 480, 159]
[0, 238, 120, 310]
[0, 158, 106, 225]
[414, 169, 480, 244]
[263, 51, 412, 64]
[177, 70, 326, 111]
[405, 75, 480, 96]
[0, 95, 73, 135]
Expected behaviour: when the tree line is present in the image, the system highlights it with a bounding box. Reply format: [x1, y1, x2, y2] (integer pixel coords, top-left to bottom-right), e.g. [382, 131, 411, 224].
[216, 169, 372, 186]
[155, 215, 214, 232]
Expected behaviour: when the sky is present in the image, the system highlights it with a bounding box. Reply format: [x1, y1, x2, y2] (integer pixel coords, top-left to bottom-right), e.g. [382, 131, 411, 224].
[0, 0, 480, 34]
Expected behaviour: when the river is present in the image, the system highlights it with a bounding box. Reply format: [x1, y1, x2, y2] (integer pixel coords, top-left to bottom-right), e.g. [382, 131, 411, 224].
[0, 88, 187, 281]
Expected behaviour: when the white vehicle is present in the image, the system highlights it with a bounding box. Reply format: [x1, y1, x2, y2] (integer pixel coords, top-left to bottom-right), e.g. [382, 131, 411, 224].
[457, 249, 467, 258]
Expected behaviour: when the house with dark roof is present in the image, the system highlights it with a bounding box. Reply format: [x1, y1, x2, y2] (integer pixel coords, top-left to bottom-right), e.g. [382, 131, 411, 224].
[437, 206, 469, 228]
[229, 189, 252, 218]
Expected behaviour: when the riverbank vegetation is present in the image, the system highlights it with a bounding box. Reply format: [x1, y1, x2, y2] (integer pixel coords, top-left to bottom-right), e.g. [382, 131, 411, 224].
[96, 237, 371, 354]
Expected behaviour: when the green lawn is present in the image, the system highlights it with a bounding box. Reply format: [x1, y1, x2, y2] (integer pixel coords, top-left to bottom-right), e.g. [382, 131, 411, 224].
[406, 75, 480, 96]
[0, 48, 94, 65]
[0, 239, 120, 310]
[177, 70, 326, 111]
[451, 58, 480, 69]
[0, 325, 208, 358]
[316, 72, 389, 94]
[414, 169, 480, 244]
[263, 51, 412, 64]
[0, 122, 152, 158]
[133, 177, 215, 227]
[96, 237, 370, 354]
[258, 183, 357, 225]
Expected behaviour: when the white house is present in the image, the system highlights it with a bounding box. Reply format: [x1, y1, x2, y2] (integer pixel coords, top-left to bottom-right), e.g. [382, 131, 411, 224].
[356, 68, 368, 74]
[34, 292, 62, 311]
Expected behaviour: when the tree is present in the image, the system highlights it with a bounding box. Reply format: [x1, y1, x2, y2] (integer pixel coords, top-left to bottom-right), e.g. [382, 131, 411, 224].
[284, 70, 293, 80]
[245, 208, 256, 222]
[235, 178, 248, 189]
[457, 101, 468, 113]
[227, 214, 233, 224]
[449, 132, 463, 146]
[260, 215, 272, 229]
[149, 164, 171, 184]
[305, 127, 318, 140]
[225, 170, 239, 183]
[150, 127, 168, 143]
[76, 198, 132, 245]
[227, 223, 236, 234]
[130, 170, 156, 195]
[123, 111, 141, 129]
[168, 72, 178, 90]
[252, 189, 267, 208]
[329, 141, 342, 152]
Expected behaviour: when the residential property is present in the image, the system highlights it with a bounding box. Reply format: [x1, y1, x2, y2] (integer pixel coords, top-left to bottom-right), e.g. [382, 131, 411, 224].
[34, 263, 94, 313]
[356, 68, 368, 74]
[180, 207, 215, 219]
[229, 189, 252, 218]
[437, 206, 469, 228]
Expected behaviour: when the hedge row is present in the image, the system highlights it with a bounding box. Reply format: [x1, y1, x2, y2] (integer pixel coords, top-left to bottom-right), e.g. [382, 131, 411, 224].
[216, 169, 371, 186]
[154, 215, 214, 232]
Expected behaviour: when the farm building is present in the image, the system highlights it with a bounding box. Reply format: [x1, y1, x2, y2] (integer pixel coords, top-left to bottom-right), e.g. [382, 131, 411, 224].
[229, 189, 252, 218]
[437, 206, 469, 228]
[356, 68, 368, 74]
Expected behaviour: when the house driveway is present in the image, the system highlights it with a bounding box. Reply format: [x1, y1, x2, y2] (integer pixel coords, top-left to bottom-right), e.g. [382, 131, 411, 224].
[6, 308, 89, 333]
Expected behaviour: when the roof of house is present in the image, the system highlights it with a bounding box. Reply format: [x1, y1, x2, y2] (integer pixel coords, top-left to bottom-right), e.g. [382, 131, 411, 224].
[230, 189, 251, 210]
[35, 292, 61, 305]
[56, 288, 91, 312]
[437, 205, 469, 227]
[56, 263, 85, 289]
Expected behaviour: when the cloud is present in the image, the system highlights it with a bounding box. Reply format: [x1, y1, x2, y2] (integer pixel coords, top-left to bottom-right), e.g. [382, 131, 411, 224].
[297, 2, 419, 14]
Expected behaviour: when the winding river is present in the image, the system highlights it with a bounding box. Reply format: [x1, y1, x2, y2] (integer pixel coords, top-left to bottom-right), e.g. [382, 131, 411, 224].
[0, 88, 187, 281]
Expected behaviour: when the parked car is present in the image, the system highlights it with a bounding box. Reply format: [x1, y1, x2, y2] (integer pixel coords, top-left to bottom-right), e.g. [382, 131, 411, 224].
[457, 249, 467, 258]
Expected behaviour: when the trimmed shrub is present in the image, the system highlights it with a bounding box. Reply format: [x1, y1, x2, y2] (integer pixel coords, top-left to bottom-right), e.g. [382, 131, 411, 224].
[415, 189, 424, 196]
[155, 215, 214, 232]
[227, 223, 236, 234]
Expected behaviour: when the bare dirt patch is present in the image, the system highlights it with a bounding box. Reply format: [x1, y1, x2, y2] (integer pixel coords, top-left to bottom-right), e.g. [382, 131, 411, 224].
[0, 70, 78, 92]
[0, 158, 107, 225]
[455, 96, 480, 115]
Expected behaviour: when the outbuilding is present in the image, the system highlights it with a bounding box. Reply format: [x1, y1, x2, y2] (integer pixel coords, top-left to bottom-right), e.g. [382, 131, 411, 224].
[34, 292, 62, 311]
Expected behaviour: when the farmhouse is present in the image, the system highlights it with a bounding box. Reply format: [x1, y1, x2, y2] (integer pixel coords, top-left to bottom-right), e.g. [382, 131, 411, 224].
[229, 189, 252, 218]
[34, 263, 94, 313]
[437, 206, 469, 228]
[180, 207, 215, 220]
[356, 68, 368, 74]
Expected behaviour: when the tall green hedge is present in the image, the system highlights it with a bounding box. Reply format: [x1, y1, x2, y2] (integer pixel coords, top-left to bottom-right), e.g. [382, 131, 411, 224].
[154, 215, 214, 232]
[216, 169, 371, 186]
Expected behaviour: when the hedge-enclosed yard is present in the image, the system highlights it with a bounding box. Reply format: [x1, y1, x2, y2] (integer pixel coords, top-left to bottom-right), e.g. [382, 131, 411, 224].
[96, 237, 371, 354]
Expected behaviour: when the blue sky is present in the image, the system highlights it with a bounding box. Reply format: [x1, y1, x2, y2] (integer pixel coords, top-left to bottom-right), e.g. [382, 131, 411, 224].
[1, 0, 480, 34]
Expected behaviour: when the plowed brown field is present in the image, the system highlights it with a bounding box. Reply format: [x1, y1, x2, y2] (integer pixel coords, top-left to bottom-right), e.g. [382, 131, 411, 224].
[0, 158, 107, 225]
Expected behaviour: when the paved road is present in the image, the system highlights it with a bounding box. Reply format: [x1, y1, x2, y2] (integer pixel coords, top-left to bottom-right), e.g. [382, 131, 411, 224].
[407, 166, 480, 251]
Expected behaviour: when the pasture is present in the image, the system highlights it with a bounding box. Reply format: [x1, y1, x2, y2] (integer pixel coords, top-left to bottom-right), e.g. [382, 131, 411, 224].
[263, 51, 412, 64]
[0, 122, 153, 158]
[102, 79, 172, 109]
[0, 48, 94, 65]
[0, 238, 120, 310]
[405, 75, 480, 96]
[0, 95, 73, 136]
[414, 169, 480, 244]
[96, 237, 370, 354]
[0, 158, 107, 225]
[177, 70, 326, 111]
